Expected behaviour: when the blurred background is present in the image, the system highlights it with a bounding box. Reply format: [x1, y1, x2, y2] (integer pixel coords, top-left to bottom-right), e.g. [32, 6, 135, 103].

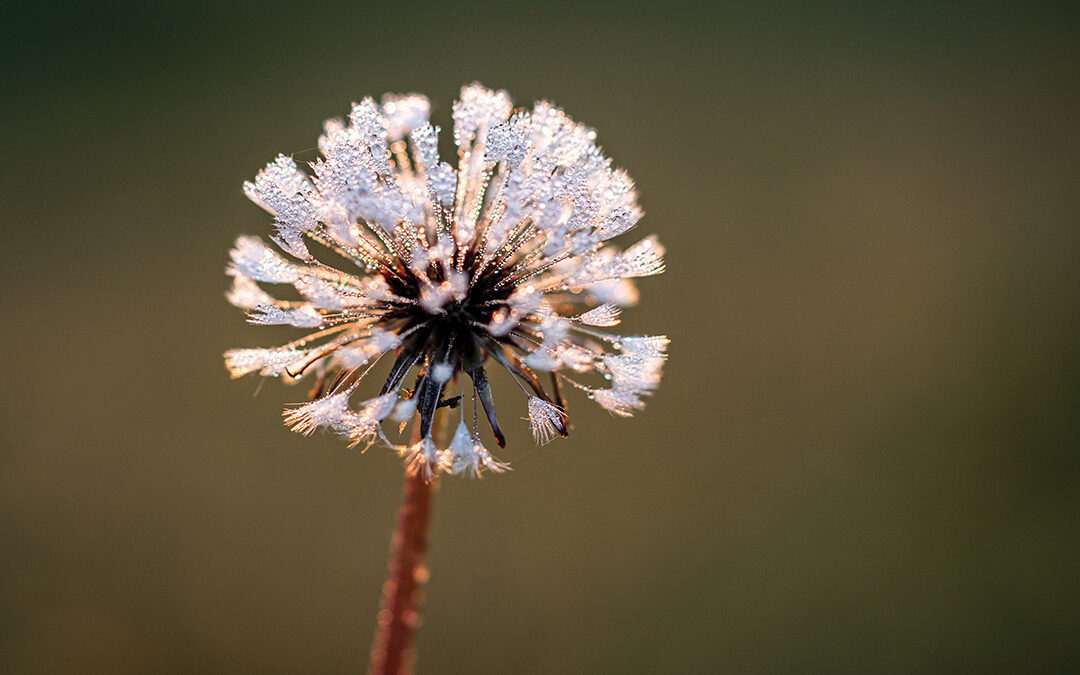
[2, 1, 1078, 672]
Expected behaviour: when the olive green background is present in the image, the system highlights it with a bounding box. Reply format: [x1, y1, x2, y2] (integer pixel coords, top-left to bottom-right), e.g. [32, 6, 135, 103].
[2, 1, 1078, 672]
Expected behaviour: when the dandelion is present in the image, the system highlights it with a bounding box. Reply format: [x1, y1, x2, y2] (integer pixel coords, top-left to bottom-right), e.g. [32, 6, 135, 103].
[225, 82, 667, 476]
[223, 83, 667, 673]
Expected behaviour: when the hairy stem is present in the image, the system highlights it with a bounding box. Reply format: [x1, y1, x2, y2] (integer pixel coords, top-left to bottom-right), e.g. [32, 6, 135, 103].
[367, 470, 436, 675]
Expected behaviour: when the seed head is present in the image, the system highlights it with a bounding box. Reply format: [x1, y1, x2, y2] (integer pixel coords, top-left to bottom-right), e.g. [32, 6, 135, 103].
[225, 83, 667, 478]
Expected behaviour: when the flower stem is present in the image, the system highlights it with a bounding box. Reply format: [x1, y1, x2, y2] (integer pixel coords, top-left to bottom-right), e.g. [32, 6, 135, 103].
[368, 471, 436, 675]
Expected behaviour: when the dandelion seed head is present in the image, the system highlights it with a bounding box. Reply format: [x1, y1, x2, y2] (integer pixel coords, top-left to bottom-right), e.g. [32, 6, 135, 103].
[225, 84, 667, 477]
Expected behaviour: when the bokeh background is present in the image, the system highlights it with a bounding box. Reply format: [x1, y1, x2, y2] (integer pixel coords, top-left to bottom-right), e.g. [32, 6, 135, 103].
[2, 1, 1079, 672]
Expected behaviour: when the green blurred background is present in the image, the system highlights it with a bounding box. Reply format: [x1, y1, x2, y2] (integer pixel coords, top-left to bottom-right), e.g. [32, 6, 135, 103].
[2, 1, 1078, 672]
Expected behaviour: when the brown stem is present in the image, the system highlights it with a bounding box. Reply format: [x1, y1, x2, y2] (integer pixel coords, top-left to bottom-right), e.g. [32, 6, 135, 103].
[367, 471, 436, 675]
